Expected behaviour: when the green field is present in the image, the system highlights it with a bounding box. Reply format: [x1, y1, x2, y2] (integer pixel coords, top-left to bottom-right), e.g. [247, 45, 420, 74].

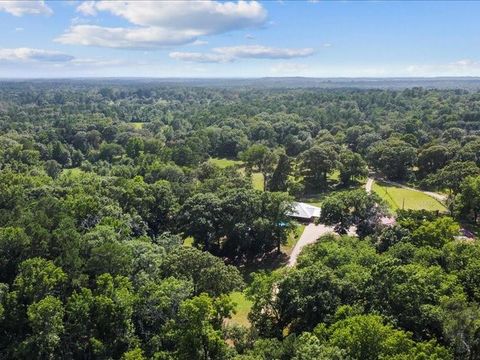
[183, 236, 194, 247]
[61, 167, 84, 176]
[373, 181, 446, 212]
[228, 291, 253, 327]
[209, 157, 243, 168]
[252, 172, 264, 191]
[209, 158, 264, 191]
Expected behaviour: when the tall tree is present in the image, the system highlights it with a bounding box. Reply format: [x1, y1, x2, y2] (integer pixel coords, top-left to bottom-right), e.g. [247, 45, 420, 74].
[300, 144, 338, 190]
[338, 149, 368, 186]
[269, 153, 291, 192]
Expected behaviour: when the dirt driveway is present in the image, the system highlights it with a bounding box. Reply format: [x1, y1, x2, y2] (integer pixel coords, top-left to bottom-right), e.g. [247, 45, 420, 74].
[288, 223, 336, 267]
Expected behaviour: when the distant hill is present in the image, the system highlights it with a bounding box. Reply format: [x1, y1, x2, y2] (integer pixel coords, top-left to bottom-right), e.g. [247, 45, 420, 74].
[3, 77, 480, 90]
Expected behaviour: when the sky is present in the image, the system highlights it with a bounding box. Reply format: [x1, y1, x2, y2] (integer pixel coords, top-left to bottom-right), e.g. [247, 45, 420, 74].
[1, 0, 480, 78]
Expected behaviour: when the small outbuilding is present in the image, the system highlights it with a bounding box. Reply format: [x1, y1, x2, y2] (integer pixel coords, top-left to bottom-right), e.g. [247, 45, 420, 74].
[288, 202, 321, 222]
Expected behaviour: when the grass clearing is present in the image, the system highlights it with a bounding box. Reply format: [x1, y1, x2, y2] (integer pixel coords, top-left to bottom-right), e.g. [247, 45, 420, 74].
[373, 181, 446, 212]
[62, 167, 84, 176]
[130, 122, 144, 129]
[228, 291, 253, 327]
[252, 172, 264, 191]
[183, 237, 194, 247]
[209, 157, 243, 168]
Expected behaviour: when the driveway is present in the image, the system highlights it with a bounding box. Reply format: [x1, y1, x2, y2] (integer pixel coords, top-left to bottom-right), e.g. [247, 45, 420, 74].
[365, 177, 374, 193]
[287, 223, 336, 267]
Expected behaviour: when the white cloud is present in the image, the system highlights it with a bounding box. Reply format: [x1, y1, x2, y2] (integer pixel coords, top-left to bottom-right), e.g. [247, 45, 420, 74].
[170, 45, 315, 63]
[218, 45, 314, 59]
[70, 57, 126, 67]
[15, 27, 24, 32]
[191, 40, 209, 46]
[56, 25, 202, 48]
[58, 0, 267, 49]
[270, 62, 309, 75]
[0, 48, 74, 62]
[322, 43, 332, 48]
[169, 52, 229, 63]
[406, 59, 480, 76]
[245, 34, 255, 40]
[0, 1, 52, 16]
[76, 1, 97, 16]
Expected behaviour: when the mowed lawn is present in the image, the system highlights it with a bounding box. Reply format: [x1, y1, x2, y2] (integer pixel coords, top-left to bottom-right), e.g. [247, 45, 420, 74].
[209, 157, 243, 168]
[373, 181, 446, 212]
[130, 122, 144, 129]
[210, 158, 264, 191]
[252, 172, 264, 191]
[228, 291, 253, 327]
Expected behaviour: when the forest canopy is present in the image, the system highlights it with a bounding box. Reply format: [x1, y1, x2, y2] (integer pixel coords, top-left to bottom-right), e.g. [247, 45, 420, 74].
[0, 81, 480, 359]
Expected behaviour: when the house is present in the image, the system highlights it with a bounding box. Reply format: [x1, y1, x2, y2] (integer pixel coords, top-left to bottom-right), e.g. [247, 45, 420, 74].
[288, 202, 321, 222]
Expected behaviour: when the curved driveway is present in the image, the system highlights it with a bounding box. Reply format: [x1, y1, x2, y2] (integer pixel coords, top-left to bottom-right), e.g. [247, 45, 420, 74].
[288, 223, 335, 267]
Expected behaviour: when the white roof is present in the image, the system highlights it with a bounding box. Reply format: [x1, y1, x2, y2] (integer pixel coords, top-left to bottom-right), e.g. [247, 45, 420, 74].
[288, 202, 321, 219]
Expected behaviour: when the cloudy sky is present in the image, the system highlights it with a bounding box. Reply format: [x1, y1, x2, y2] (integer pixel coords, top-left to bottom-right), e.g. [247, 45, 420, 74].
[1, 0, 480, 78]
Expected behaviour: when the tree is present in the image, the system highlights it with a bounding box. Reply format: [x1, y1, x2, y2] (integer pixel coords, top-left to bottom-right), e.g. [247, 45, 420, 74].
[320, 190, 385, 236]
[240, 144, 277, 191]
[367, 139, 417, 180]
[23, 296, 65, 359]
[126, 137, 144, 158]
[455, 176, 480, 223]
[301, 144, 338, 189]
[417, 145, 450, 177]
[246, 270, 285, 339]
[0, 227, 31, 283]
[371, 261, 463, 340]
[440, 296, 480, 360]
[44, 159, 62, 179]
[427, 161, 480, 194]
[170, 293, 233, 360]
[14, 258, 66, 303]
[99, 142, 124, 162]
[178, 193, 224, 251]
[91, 274, 137, 358]
[328, 314, 450, 360]
[277, 264, 343, 333]
[122, 348, 146, 360]
[269, 153, 291, 192]
[292, 333, 346, 360]
[161, 247, 244, 297]
[338, 149, 368, 186]
[410, 217, 459, 248]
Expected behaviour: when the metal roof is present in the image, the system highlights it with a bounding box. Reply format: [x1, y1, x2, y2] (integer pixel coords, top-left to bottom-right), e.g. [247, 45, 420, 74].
[288, 202, 321, 219]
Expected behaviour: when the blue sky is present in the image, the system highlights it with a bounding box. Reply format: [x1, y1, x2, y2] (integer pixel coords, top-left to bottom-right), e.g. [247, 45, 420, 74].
[1, 0, 480, 78]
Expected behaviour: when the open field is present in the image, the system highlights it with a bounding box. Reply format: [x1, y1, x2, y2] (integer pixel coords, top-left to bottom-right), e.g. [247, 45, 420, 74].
[210, 158, 264, 191]
[61, 167, 84, 176]
[209, 157, 243, 168]
[373, 181, 446, 212]
[252, 172, 264, 191]
[183, 236, 194, 247]
[228, 291, 253, 327]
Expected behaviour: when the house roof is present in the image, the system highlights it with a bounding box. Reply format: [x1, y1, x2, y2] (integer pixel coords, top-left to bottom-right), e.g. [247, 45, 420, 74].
[288, 202, 321, 219]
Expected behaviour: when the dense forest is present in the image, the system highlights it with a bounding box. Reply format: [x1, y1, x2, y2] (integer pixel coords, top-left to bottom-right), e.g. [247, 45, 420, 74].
[1, 81, 480, 359]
